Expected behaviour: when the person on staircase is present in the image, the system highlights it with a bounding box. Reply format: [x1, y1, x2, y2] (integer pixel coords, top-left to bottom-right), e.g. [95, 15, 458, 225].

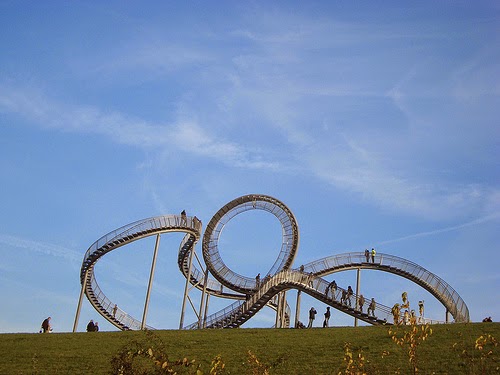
[368, 298, 376, 317]
[358, 294, 365, 313]
[346, 286, 353, 307]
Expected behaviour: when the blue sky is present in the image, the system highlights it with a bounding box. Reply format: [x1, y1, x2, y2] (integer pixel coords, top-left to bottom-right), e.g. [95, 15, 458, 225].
[0, 1, 498, 333]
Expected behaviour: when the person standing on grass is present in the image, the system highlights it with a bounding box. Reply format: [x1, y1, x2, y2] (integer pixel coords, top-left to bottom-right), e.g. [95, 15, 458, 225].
[323, 307, 331, 327]
[308, 307, 317, 328]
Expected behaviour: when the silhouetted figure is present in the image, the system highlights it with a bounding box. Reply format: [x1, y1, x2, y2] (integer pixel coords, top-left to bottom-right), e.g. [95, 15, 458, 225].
[364, 249, 370, 262]
[255, 273, 260, 288]
[307, 307, 317, 328]
[323, 307, 331, 327]
[41, 317, 51, 333]
[180, 210, 187, 225]
[112, 304, 117, 318]
[87, 320, 95, 332]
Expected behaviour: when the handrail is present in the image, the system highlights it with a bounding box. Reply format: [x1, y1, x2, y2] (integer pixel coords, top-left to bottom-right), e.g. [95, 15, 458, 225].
[298, 252, 469, 323]
[79, 214, 202, 330]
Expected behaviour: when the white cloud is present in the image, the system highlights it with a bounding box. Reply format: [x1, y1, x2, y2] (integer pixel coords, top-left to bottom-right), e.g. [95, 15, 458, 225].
[0, 234, 81, 263]
[0, 84, 281, 171]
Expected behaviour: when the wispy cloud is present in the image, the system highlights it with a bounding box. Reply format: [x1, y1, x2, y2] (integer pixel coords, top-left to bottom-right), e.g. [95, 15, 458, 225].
[0, 233, 81, 263]
[0, 84, 281, 171]
[378, 212, 500, 245]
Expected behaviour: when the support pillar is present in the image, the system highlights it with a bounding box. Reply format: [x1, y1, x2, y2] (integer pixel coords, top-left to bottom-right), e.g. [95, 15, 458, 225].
[355, 268, 361, 327]
[179, 244, 196, 329]
[197, 269, 209, 328]
[73, 269, 89, 332]
[280, 291, 287, 327]
[142, 234, 161, 330]
[294, 290, 301, 328]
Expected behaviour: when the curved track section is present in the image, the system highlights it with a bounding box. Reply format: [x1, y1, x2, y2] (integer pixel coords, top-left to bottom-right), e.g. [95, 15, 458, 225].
[202, 194, 300, 294]
[80, 215, 202, 330]
[185, 270, 399, 329]
[300, 252, 470, 323]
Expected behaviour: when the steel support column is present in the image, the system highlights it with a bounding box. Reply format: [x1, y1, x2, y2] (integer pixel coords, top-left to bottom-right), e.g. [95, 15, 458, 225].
[179, 244, 196, 329]
[73, 268, 89, 332]
[294, 290, 301, 328]
[355, 267, 361, 327]
[142, 234, 161, 330]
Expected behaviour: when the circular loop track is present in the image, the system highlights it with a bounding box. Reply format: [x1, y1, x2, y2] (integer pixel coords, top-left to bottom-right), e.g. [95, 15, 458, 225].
[202, 194, 300, 294]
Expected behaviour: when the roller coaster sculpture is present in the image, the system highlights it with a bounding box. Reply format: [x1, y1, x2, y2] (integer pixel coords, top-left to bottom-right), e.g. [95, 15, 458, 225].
[73, 194, 470, 331]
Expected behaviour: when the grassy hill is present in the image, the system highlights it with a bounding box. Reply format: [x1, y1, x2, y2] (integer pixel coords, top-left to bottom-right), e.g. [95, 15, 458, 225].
[0, 323, 498, 374]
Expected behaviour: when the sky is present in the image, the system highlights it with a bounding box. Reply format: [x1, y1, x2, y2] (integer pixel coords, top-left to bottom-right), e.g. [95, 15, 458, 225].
[0, 1, 498, 333]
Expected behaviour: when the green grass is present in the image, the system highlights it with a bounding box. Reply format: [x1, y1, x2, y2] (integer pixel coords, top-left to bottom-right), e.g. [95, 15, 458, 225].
[0, 323, 498, 374]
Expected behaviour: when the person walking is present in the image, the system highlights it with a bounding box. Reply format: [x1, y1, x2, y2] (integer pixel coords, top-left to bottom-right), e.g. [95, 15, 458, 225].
[323, 307, 331, 327]
[340, 289, 347, 305]
[358, 294, 365, 313]
[346, 286, 353, 307]
[307, 307, 317, 328]
[368, 298, 376, 317]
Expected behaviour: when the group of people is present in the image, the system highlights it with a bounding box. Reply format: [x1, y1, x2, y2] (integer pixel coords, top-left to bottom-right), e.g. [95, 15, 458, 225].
[179, 210, 201, 229]
[86, 319, 99, 332]
[364, 248, 377, 263]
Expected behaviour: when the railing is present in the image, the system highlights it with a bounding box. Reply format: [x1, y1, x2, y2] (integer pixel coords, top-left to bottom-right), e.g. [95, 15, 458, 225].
[85, 271, 152, 330]
[202, 194, 299, 294]
[185, 267, 450, 329]
[299, 252, 469, 323]
[83, 215, 201, 266]
[80, 214, 202, 330]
